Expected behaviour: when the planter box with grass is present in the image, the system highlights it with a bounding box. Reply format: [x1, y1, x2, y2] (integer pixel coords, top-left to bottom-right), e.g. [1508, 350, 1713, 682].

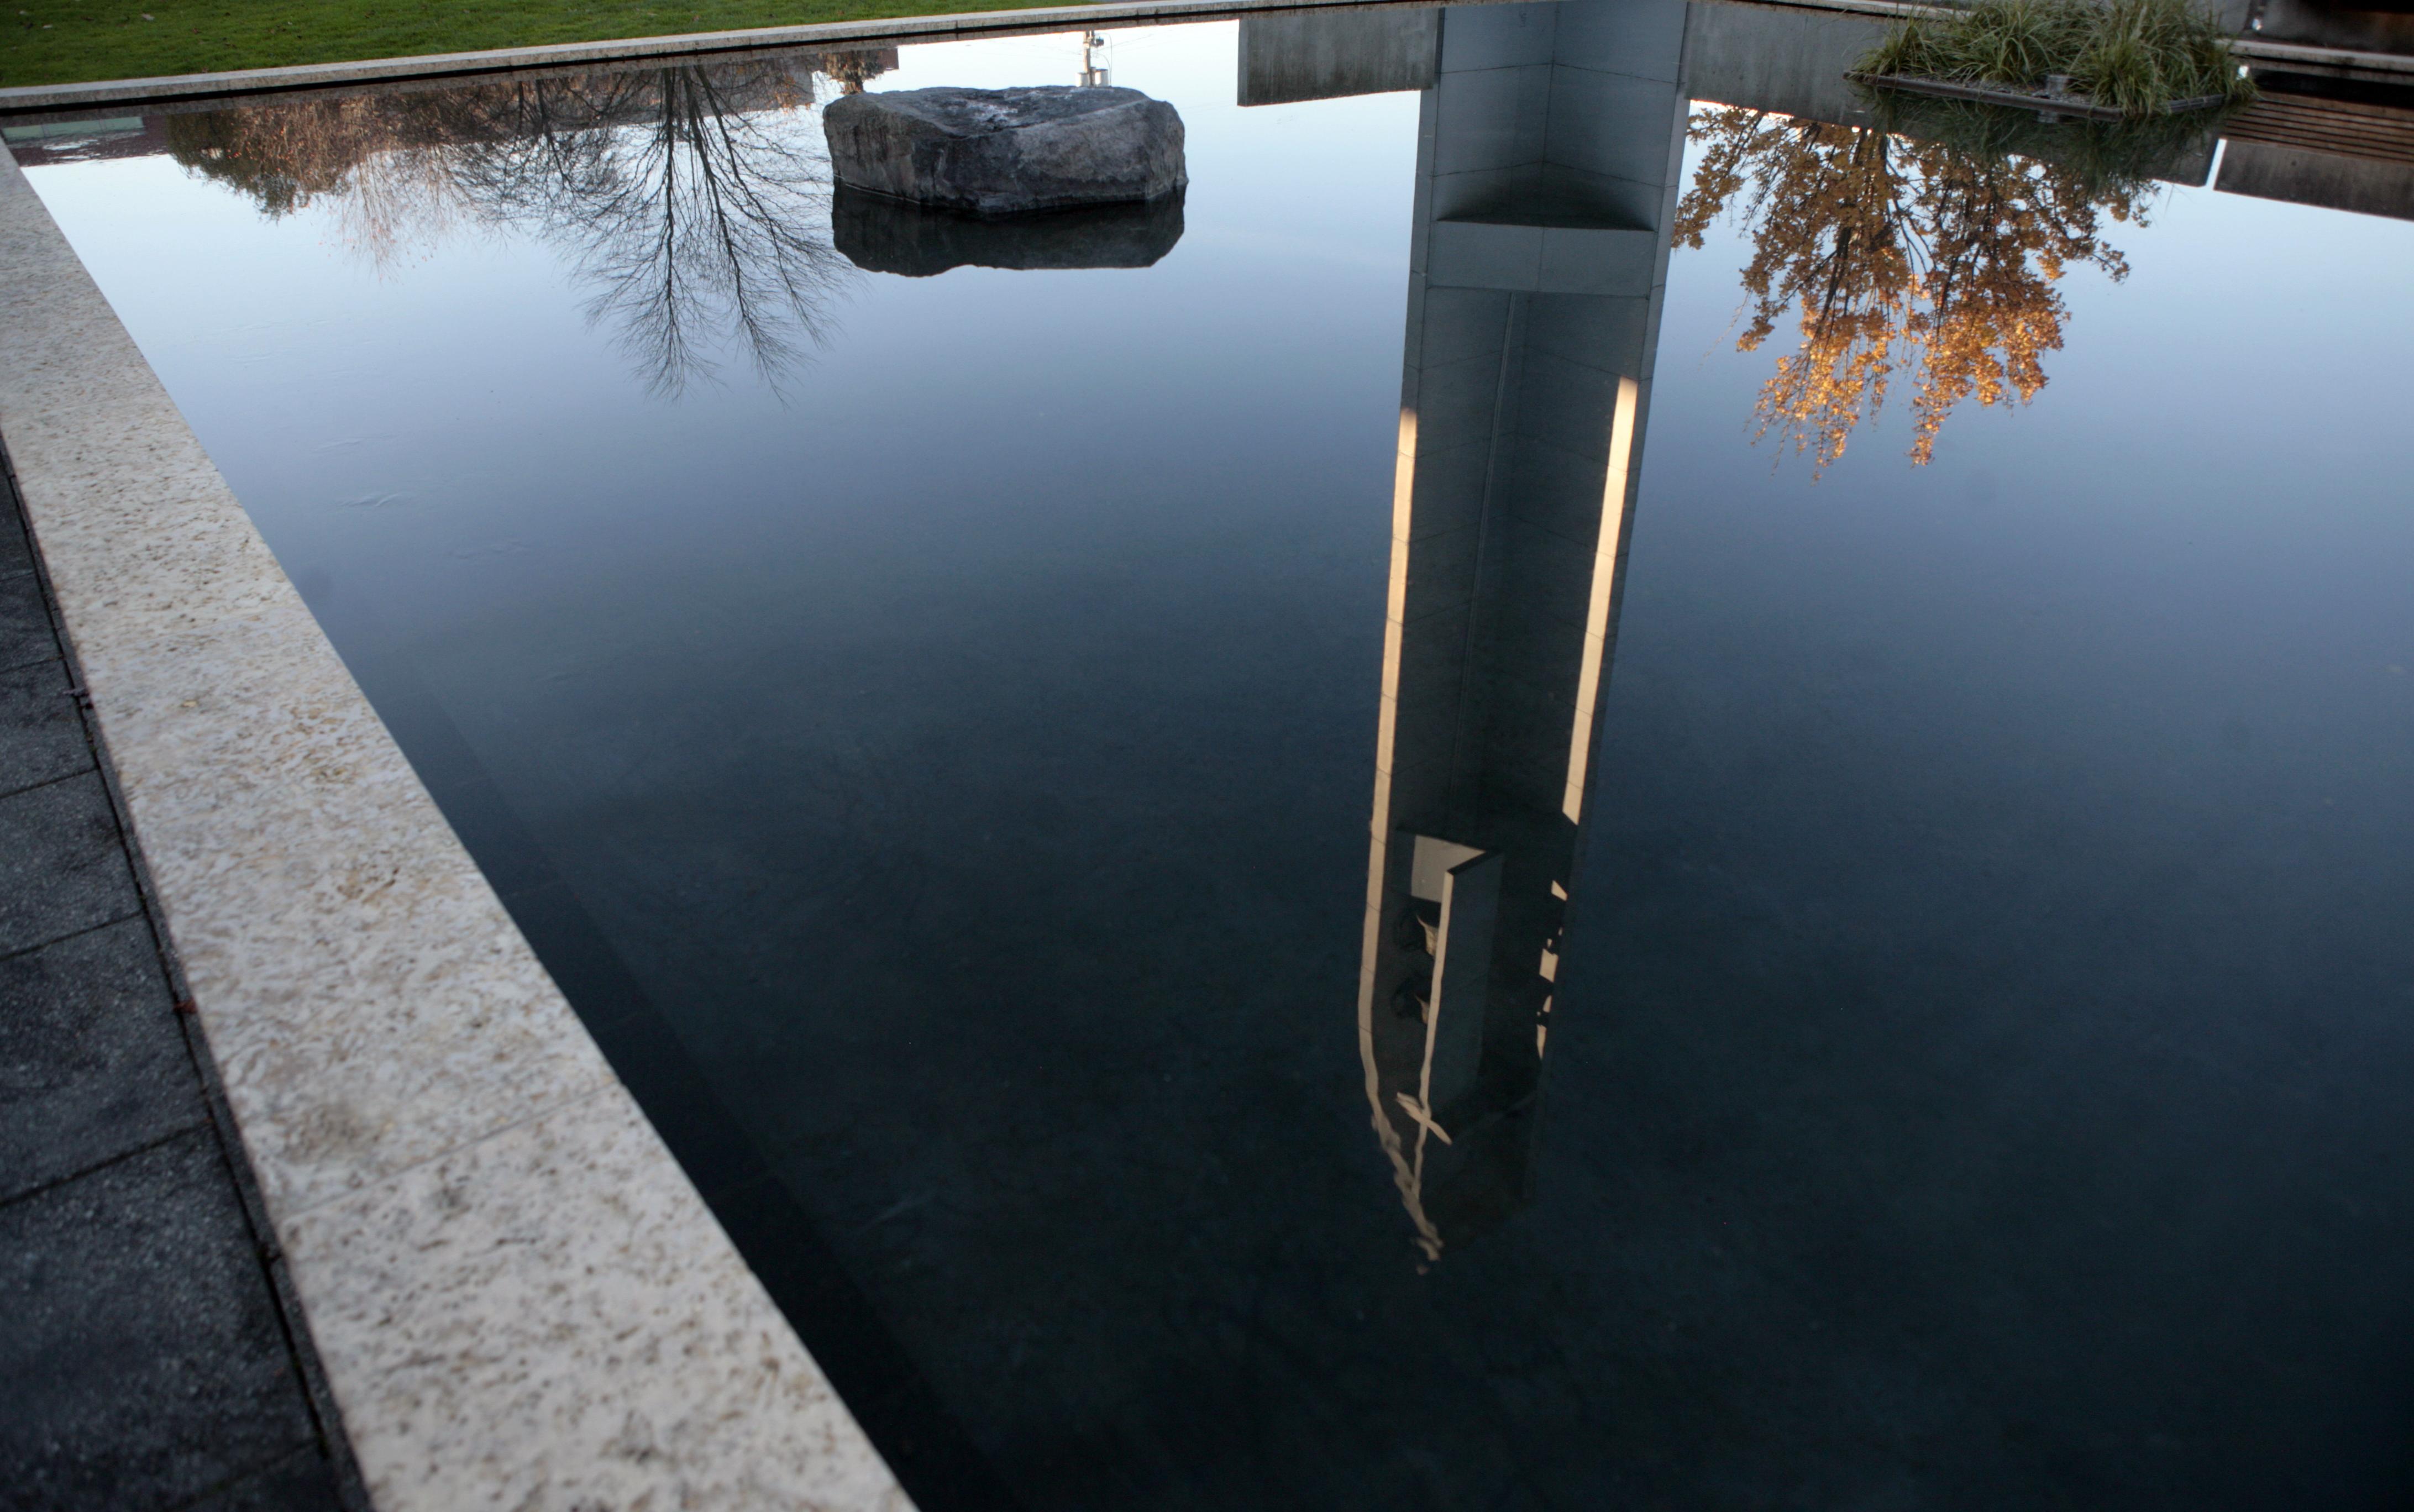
[1854, 0, 2254, 119]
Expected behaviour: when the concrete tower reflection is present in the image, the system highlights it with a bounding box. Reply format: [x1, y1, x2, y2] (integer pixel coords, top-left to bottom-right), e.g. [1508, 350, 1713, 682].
[1246, 0, 1688, 1259]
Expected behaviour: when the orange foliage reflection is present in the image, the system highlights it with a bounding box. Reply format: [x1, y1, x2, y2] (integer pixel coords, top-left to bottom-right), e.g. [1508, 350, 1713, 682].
[1676, 104, 2156, 472]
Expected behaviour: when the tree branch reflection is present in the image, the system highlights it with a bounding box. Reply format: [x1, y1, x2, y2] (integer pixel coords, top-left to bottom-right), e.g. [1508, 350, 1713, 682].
[1676, 103, 2181, 472]
[165, 59, 869, 396]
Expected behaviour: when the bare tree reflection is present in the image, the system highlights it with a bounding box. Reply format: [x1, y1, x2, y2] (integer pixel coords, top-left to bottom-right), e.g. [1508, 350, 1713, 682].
[442, 67, 852, 393]
[166, 57, 878, 395]
[1675, 103, 2173, 472]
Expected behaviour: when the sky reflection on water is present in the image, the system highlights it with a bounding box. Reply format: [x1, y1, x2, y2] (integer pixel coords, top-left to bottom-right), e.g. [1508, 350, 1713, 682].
[16, 7, 2414, 1506]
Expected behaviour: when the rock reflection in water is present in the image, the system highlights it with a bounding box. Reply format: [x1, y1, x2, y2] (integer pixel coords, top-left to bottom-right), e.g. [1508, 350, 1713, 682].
[164, 57, 878, 393]
[832, 184, 1185, 276]
[1676, 101, 2210, 470]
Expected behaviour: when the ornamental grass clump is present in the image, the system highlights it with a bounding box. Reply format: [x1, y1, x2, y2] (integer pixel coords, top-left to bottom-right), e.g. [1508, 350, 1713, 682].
[1861, 0, 2255, 115]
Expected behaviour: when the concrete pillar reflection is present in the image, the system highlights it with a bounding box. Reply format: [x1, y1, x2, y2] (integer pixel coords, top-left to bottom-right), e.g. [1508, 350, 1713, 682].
[1246, 0, 1689, 1259]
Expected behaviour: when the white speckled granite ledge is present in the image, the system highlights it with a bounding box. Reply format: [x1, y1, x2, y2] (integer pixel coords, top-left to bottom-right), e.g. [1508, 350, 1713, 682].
[0, 148, 910, 1512]
[0, 0, 1439, 112]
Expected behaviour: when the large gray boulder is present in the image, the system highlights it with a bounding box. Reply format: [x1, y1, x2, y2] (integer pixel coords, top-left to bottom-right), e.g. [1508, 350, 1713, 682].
[822, 86, 1186, 216]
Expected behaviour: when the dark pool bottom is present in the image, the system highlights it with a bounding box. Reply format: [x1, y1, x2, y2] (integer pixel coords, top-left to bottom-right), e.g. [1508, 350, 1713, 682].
[347, 529, 2414, 1512]
[316, 30, 2414, 1512]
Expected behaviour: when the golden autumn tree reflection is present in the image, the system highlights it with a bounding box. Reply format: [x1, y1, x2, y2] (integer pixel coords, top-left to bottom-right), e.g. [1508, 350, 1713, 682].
[1676, 104, 2161, 471]
[163, 56, 891, 394]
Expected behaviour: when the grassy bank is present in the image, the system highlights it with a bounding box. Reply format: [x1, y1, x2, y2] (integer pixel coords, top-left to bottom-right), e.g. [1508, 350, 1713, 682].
[1, 0, 1046, 88]
[1861, 0, 2252, 115]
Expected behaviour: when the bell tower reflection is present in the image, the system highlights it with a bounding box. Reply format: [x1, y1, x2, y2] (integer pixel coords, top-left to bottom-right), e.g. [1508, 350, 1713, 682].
[1248, 0, 1688, 1258]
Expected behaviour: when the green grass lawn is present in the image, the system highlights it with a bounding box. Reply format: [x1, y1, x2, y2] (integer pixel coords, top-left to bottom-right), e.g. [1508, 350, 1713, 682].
[1, 0, 1046, 88]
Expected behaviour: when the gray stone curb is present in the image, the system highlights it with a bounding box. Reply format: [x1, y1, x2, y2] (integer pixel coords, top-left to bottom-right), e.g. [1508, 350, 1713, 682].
[0, 0, 1436, 113]
[1, 0, 2400, 120]
[0, 127, 909, 1512]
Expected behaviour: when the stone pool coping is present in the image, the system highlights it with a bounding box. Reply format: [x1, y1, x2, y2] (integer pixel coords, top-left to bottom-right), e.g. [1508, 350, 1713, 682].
[1, 0, 2403, 120]
[0, 141, 907, 1512]
[0, 0, 1448, 112]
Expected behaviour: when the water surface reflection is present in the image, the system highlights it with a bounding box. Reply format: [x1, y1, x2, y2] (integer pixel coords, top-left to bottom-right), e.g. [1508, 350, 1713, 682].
[13, 7, 2414, 1508]
[169, 59, 861, 391]
[1676, 102, 2217, 469]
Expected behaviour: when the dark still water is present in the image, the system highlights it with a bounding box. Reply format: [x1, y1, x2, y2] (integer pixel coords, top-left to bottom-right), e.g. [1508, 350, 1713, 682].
[17, 4, 2414, 1506]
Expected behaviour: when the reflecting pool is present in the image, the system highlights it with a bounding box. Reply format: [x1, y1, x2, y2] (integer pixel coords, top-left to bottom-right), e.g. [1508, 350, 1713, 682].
[14, 4, 2414, 1505]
